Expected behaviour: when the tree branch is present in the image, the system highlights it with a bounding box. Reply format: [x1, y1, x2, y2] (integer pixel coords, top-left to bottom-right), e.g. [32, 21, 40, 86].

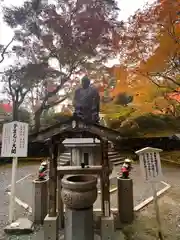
[0, 37, 14, 64]
[7, 74, 15, 101]
[18, 88, 30, 106]
[36, 58, 85, 114]
[43, 95, 68, 110]
[157, 73, 180, 87]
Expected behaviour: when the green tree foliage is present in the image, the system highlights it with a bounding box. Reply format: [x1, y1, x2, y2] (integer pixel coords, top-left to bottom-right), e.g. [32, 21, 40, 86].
[114, 92, 133, 106]
[40, 109, 71, 128]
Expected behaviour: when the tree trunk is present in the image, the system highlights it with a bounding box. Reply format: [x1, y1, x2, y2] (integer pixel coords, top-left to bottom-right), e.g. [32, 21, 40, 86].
[34, 110, 42, 132]
[12, 101, 18, 121]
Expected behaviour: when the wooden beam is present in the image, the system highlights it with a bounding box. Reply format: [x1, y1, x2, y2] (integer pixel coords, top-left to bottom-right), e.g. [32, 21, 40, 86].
[101, 139, 111, 217]
[29, 117, 122, 143]
[58, 175, 64, 228]
[48, 139, 58, 217]
[57, 166, 102, 176]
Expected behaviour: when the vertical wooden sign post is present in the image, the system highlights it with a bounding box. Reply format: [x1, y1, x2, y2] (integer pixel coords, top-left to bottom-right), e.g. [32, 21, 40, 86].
[1, 121, 28, 223]
[135, 147, 164, 240]
[101, 138, 110, 217]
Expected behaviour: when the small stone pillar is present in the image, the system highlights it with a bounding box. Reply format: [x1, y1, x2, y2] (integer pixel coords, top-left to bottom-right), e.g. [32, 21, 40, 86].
[32, 178, 48, 224]
[61, 175, 97, 240]
[117, 177, 134, 224]
[71, 148, 81, 165]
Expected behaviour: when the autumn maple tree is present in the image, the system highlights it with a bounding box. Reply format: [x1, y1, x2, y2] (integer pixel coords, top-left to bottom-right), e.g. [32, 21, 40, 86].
[122, 0, 180, 88]
[3, 0, 119, 131]
[109, 0, 180, 117]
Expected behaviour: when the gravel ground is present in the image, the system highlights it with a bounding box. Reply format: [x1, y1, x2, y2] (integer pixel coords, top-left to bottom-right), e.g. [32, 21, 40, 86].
[0, 162, 39, 240]
[122, 186, 180, 240]
[0, 161, 180, 240]
[122, 164, 180, 240]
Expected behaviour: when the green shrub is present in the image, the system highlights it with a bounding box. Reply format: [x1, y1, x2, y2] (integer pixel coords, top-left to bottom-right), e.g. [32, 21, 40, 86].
[107, 112, 180, 137]
[134, 113, 167, 130]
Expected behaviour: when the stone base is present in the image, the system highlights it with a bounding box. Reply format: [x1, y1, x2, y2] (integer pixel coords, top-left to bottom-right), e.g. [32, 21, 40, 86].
[101, 214, 115, 240]
[65, 207, 94, 240]
[32, 178, 48, 224]
[60, 234, 101, 240]
[44, 214, 58, 240]
[117, 178, 134, 224]
[4, 218, 34, 234]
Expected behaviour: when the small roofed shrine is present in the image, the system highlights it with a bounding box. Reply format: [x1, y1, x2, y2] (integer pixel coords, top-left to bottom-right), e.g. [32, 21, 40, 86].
[29, 115, 122, 231]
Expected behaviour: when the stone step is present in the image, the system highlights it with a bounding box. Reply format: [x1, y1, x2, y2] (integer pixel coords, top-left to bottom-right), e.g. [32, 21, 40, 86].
[108, 151, 120, 156]
[59, 161, 70, 166]
[109, 155, 124, 160]
[59, 155, 71, 160]
[109, 154, 123, 159]
[59, 159, 70, 163]
[113, 160, 124, 166]
[63, 152, 71, 155]
[110, 158, 124, 165]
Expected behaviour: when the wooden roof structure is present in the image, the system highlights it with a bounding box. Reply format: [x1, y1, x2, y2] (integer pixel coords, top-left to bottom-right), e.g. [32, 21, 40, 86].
[30, 116, 117, 224]
[29, 116, 122, 142]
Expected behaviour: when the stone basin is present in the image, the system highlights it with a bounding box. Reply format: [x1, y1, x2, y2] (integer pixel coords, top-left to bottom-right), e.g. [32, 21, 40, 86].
[61, 175, 97, 209]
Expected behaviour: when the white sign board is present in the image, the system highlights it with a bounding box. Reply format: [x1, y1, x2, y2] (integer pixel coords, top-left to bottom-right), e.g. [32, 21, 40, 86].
[1, 121, 28, 157]
[135, 147, 163, 182]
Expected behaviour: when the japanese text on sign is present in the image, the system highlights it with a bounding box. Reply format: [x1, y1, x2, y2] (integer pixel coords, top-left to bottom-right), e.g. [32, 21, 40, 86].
[1, 121, 28, 157]
[136, 147, 162, 182]
[141, 153, 162, 182]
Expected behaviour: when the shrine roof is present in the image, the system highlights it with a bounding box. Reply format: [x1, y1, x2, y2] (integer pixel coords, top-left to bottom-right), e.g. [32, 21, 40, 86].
[29, 116, 122, 142]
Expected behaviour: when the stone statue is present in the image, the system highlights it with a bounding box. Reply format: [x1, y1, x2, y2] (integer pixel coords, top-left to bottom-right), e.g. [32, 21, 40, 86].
[73, 76, 100, 123]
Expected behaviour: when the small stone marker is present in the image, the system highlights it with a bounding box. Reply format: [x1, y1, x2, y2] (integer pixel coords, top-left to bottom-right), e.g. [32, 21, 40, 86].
[4, 218, 34, 234]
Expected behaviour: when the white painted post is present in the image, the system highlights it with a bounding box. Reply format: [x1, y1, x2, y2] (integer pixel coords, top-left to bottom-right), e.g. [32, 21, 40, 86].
[9, 157, 18, 223]
[135, 147, 163, 240]
[1, 121, 29, 223]
[151, 182, 163, 240]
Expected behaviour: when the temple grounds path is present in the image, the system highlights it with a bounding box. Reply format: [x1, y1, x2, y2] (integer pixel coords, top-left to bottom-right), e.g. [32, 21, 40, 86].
[1, 162, 180, 239]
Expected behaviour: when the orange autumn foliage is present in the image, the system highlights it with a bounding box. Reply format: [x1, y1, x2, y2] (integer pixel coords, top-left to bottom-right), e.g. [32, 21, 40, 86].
[109, 64, 159, 113]
[114, 0, 179, 71]
[108, 65, 129, 97]
[99, 0, 180, 117]
[131, 0, 180, 74]
[109, 0, 180, 116]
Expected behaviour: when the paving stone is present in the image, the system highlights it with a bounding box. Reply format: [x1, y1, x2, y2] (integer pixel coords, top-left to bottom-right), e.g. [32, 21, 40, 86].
[4, 218, 34, 234]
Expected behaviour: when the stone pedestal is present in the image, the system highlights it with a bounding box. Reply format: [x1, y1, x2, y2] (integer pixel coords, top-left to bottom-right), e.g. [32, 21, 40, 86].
[101, 215, 115, 240]
[65, 207, 94, 240]
[44, 214, 58, 240]
[117, 177, 134, 224]
[32, 178, 48, 224]
[61, 175, 97, 240]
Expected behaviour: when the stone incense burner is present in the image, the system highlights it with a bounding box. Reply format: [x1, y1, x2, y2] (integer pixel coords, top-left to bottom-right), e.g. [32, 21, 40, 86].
[61, 174, 97, 210]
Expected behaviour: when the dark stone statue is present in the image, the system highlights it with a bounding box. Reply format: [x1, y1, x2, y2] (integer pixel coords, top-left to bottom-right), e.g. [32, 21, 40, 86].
[73, 76, 100, 123]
